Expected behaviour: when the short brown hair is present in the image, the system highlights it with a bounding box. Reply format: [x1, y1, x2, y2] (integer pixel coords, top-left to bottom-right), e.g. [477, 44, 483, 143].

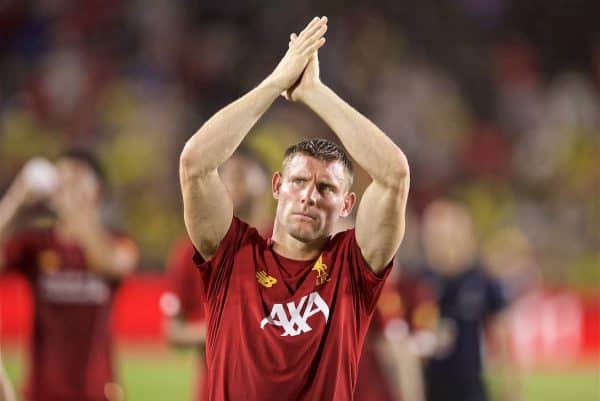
[282, 138, 354, 188]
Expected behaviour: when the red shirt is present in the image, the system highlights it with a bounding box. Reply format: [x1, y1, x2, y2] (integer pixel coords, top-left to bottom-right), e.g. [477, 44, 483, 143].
[354, 283, 403, 401]
[193, 217, 391, 401]
[165, 238, 205, 322]
[164, 237, 208, 401]
[2, 228, 126, 401]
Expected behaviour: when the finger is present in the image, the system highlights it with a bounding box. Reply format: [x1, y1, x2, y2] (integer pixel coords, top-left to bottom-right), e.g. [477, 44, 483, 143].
[298, 33, 326, 54]
[297, 27, 327, 55]
[300, 16, 322, 35]
[299, 18, 326, 42]
[304, 37, 326, 55]
[297, 16, 327, 42]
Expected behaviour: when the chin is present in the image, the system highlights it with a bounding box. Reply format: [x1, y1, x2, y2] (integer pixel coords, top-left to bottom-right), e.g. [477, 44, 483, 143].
[287, 224, 320, 243]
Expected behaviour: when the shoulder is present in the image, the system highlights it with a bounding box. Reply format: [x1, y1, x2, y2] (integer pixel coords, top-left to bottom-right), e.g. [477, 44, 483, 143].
[227, 216, 264, 247]
[327, 228, 356, 249]
[192, 216, 265, 266]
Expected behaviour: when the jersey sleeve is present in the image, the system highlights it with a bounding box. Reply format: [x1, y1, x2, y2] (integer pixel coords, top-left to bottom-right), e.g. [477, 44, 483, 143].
[192, 217, 256, 300]
[344, 229, 393, 315]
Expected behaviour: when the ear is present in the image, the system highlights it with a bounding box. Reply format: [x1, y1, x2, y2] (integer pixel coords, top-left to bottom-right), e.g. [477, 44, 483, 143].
[340, 191, 357, 217]
[272, 172, 282, 200]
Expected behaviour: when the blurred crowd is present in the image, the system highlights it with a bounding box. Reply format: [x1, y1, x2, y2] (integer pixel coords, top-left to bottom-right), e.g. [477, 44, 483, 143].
[0, 0, 598, 290]
[1, 2, 598, 401]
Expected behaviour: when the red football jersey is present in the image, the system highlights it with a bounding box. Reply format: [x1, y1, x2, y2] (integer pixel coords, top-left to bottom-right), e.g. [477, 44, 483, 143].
[193, 217, 392, 401]
[2, 228, 127, 401]
[165, 238, 205, 322]
[164, 237, 208, 401]
[354, 284, 403, 401]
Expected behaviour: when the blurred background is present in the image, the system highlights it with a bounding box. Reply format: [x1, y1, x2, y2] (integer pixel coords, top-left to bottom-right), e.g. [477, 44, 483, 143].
[0, 0, 598, 400]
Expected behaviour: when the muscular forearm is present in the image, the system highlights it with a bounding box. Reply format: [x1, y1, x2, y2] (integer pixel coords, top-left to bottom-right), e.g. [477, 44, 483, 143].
[70, 213, 132, 278]
[167, 319, 206, 348]
[302, 84, 409, 186]
[180, 79, 282, 177]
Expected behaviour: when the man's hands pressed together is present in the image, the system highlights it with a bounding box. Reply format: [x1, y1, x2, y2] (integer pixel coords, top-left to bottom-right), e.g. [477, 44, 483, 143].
[283, 36, 322, 103]
[269, 16, 327, 94]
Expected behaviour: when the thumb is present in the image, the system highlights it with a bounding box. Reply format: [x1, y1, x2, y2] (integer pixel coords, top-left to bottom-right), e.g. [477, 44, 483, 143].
[289, 33, 297, 47]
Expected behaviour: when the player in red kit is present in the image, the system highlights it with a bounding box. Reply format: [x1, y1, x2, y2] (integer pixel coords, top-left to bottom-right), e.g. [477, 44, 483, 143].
[0, 150, 138, 401]
[179, 16, 410, 401]
[162, 152, 270, 401]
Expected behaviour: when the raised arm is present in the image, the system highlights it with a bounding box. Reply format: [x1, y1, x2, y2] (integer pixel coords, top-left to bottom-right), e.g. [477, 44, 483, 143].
[180, 17, 328, 260]
[52, 189, 139, 280]
[0, 163, 47, 270]
[288, 51, 409, 274]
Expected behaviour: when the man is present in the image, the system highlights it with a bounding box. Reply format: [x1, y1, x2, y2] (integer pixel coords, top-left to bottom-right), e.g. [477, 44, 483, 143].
[0, 150, 138, 401]
[162, 152, 270, 401]
[418, 199, 511, 401]
[179, 16, 410, 401]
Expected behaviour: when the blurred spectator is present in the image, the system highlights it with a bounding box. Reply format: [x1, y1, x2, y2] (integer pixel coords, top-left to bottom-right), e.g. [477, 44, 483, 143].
[0, 150, 138, 401]
[161, 151, 270, 401]
[354, 208, 427, 401]
[355, 269, 427, 401]
[0, 0, 596, 299]
[417, 199, 517, 401]
[482, 226, 541, 303]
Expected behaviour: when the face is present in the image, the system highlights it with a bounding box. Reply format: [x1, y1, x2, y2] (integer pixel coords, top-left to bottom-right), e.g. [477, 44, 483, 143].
[422, 201, 477, 274]
[55, 158, 102, 204]
[272, 154, 356, 243]
[220, 154, 266, 211]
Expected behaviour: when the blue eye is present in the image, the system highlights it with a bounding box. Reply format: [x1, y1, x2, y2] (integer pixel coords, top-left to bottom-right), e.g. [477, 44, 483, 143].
[318, 184, 333, 193]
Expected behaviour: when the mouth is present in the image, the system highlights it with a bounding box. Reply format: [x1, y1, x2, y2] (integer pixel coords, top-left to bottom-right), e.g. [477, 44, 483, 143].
[292, 212, 317, 221]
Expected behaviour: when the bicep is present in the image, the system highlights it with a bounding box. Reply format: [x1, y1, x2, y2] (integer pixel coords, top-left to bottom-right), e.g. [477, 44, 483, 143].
[355, 176, 409, 273]
[180, 168, 233, 260]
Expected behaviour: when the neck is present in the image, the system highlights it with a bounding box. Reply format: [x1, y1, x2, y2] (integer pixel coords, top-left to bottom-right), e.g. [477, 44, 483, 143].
[271, 221, 328, 261]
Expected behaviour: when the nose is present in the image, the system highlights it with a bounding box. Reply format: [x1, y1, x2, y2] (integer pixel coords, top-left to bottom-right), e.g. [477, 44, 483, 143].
[301, 183, 318, 206]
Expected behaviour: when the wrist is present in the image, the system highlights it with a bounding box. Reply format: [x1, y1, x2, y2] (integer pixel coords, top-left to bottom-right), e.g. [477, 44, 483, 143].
[299, 81, 327, 105]
[261, 74, 289, 95]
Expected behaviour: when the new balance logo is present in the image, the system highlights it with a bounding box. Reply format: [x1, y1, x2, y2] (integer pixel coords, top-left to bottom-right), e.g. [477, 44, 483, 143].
[256, 271, 277, 288]
[260, 291, 330, 337]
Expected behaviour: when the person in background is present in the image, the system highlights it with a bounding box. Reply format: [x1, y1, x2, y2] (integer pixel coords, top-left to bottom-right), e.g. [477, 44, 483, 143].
[0, 150, 138, 401]
[161, 151, 270, 401]
[417, 199, 516, 401]
[354, 272, 426, 401]
[354, 211, 426, 401]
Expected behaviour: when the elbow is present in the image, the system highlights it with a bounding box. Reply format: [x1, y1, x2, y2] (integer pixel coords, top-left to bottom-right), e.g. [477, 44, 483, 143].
[180, 139, 209, 179]
[385, 150, 410, 189]
[396, 151, 410, 179]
